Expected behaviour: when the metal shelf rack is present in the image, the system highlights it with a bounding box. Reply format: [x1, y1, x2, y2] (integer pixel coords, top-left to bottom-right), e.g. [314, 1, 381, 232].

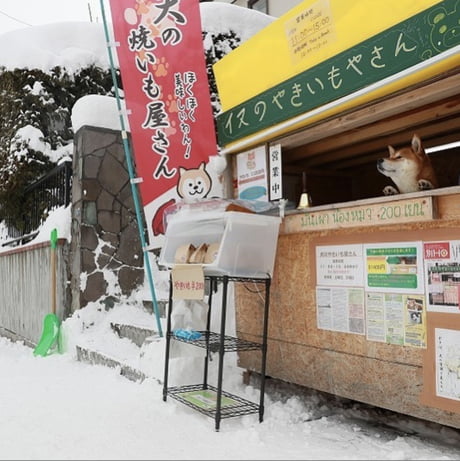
[162, 274, 271, 431]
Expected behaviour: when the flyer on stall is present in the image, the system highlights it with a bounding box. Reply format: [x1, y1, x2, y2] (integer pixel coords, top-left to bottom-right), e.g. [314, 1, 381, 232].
[316, 286, 365, 334]
[435, 328, 460, 401]
[424, 240, 460, 313]
[365, 292, 426, 347]
[364, 242, 424, 294]
[316, 244, 365, 287]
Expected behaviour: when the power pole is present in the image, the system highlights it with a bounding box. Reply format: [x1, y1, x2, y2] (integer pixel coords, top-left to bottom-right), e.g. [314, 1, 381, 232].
[88, 2, 93, 22]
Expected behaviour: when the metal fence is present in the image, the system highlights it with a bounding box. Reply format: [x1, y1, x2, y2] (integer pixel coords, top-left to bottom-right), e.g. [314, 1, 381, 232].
[3, 160, 72, 246]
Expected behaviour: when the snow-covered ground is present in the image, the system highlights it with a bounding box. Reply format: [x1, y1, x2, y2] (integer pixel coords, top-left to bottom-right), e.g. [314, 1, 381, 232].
[1, 287, 460, 460]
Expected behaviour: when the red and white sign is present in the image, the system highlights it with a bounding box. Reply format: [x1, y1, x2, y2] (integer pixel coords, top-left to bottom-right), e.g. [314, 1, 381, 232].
[108, 0, 217, 246]
[424, 242, 450, 260]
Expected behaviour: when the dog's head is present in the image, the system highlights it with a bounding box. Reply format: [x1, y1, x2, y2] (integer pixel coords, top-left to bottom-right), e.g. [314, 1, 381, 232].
[377, 134, 437, 194]
[410, 311, 422, 324]
[176, 162, 212, 201]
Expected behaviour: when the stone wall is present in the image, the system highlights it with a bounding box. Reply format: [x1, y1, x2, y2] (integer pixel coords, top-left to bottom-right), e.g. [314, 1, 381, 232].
[70, 125, 144, 312]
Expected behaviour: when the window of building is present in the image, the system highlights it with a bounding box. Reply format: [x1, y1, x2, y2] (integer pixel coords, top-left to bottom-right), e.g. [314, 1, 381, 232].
[248, 0, 268, 14]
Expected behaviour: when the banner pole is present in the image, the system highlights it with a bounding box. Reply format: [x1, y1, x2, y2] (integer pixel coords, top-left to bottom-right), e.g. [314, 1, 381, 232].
[99, 0, 163, 337]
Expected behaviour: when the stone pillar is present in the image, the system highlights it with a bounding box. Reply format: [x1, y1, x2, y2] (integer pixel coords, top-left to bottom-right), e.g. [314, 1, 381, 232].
[70, 126, 144, 311]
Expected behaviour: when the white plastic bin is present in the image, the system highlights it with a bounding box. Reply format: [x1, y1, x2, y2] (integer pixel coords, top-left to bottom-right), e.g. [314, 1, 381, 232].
[159, 210, 281, 278]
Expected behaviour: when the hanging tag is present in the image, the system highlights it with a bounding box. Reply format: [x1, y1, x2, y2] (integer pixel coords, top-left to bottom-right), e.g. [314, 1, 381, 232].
[171, 264, 205, 300]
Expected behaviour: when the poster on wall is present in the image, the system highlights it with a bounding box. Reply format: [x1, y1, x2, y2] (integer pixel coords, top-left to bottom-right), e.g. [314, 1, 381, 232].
[315, 241, 428, 347]
[316, 244, 364, 287]
[404, 294, 427, 348]
[365, 292, 385, 342]
[364, 242, 424, 294]
[236, 146, 268, 202]
[316, 286, 365, 334]
[424, 240, 460, 313]
[365, 292, 426, 347]
[435, 328, 460, 401]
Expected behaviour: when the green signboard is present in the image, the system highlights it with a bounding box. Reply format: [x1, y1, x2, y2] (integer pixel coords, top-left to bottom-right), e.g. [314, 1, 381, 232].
[216, 0, 460, 147]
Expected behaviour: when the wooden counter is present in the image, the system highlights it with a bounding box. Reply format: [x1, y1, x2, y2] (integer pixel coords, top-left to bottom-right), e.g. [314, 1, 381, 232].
[235, 188, 460, 429]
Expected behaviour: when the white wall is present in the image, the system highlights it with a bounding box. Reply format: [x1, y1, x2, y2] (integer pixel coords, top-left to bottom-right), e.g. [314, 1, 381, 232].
[268, 0, 304, 17]
[215, 0, 304, 17]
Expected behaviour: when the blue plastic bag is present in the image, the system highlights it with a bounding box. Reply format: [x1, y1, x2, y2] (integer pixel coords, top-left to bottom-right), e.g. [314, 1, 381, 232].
[173, 329, 202, 341]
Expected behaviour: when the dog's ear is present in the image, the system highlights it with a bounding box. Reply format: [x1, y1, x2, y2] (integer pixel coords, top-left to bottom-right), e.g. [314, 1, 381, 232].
[411, 134, 423, 155]
[388, 145, 395, 156]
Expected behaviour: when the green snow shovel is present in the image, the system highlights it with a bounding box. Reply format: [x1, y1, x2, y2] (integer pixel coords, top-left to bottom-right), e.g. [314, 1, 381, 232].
[33, 228, 61, 356]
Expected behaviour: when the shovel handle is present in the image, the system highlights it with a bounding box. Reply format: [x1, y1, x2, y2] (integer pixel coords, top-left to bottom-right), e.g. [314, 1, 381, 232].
[50, 228, 58, 249]
[50, 229, 57, 315]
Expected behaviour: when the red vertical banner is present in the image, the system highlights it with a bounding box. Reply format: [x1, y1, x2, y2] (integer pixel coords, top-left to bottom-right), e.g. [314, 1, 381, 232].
[108, 0, 217, 246]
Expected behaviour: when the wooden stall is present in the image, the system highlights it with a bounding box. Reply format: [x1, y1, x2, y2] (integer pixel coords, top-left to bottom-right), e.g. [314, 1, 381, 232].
[213, 0, 460, 428]
[236, 189, 460, 429]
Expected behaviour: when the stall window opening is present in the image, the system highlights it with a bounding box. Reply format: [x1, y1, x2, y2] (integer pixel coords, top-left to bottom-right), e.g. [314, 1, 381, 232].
[249, 0, 268, 14]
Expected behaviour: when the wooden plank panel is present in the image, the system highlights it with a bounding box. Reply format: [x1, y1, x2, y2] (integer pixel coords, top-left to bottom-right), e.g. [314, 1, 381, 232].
[276, 70, 460, 154]
[283, 197, 435, 232]
[289, 117, 460, 169]
[284, 98, 460, 165]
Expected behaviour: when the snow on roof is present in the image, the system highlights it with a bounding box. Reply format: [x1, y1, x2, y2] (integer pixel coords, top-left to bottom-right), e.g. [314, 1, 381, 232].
[0, 22, 109, 72]
[0, 3, 273, 72]
[199, 2, 274, 41]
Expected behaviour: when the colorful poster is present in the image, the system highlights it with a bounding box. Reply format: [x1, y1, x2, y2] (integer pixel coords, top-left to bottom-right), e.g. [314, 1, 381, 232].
[108, 0, 217, 246]
[236, 146, 268, 201]
[403, 294, 426, 348]
[364, 242, 424, 294]
[424, 240, 460, 313]
[365, 291, 426, 347]
[316, 244, 364, 287]
[435, 328, 460, 401]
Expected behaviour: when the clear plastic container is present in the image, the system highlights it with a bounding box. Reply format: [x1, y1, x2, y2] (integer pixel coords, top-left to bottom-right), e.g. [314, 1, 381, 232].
[159, 210, 281, 278]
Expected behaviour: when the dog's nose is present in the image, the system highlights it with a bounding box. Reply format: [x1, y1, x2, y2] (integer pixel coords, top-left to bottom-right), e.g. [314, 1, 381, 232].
[377, 158, 384, 165]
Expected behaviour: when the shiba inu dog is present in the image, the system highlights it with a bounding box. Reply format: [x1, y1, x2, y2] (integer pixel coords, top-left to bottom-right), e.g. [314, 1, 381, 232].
[176, 162, 212, 201]
[377, 134, 438, 195]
